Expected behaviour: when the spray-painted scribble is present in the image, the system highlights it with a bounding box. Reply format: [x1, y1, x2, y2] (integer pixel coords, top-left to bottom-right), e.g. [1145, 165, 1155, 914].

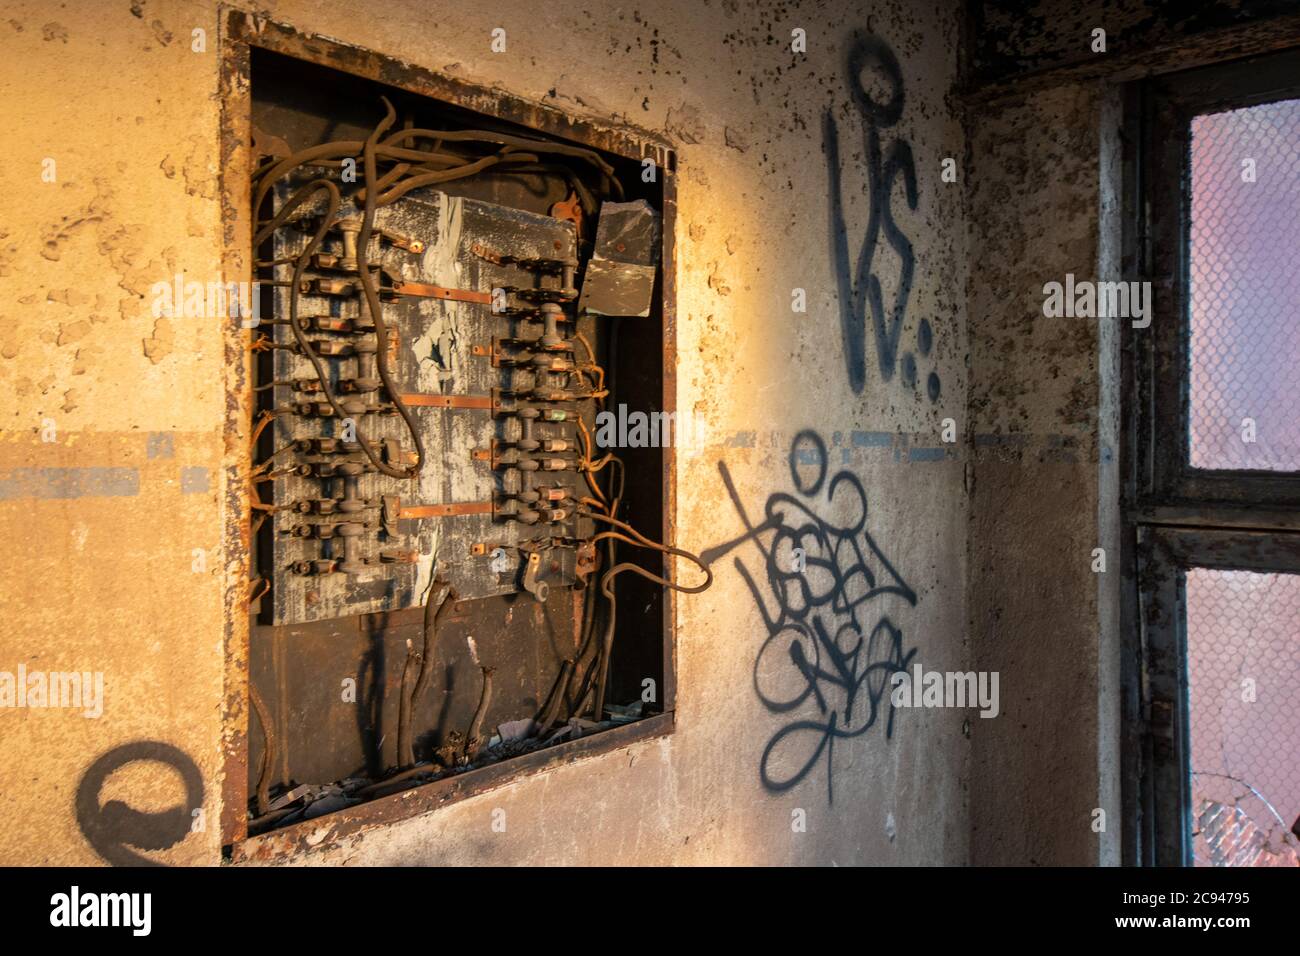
[825, 33, 939, 402]
[702, 431, 918, 802]
[76, 741, 204, 866]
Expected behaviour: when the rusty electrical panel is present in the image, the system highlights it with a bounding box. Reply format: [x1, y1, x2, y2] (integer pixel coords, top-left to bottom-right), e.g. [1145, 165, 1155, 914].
[244, 49, 706, 835]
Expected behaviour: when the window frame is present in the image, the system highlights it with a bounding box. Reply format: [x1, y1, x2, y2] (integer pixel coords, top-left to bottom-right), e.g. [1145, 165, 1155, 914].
[1134, 526, 1300, 866]
[1136, 48, 1300, 512]
[1123, 48, 1300, 866]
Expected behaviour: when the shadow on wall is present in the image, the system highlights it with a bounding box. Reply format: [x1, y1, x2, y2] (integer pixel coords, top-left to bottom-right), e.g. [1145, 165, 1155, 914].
[702, 430, 919, 803]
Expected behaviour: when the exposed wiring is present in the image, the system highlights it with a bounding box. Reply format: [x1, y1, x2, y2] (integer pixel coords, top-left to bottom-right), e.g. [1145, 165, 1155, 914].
[462, 666, 495, 761]
[353, 99, 425, 480]
[245, 577, 270, 607]
[397, 579, 456, 769]
[250, 410, 277, 447]
[580, 510, 713, 719]
[252, 100, 629, 485]
[249, 98, 712, 811]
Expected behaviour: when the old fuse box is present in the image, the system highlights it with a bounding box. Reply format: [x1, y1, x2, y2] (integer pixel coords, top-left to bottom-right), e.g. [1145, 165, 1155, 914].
[244, 47, 705, 835]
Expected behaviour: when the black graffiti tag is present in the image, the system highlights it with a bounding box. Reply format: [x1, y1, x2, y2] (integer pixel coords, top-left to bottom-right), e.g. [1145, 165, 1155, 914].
[75, 741, 204, 867]
[702, 431, 918, 803]
[824, 33, 939, 402]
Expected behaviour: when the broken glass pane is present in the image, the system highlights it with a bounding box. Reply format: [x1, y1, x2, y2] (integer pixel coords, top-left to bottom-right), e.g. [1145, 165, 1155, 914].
[1186, 568, 1300, 866]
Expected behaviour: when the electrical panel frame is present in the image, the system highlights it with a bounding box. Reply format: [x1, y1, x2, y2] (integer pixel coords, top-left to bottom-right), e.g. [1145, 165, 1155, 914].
[218, 13, 681, 857]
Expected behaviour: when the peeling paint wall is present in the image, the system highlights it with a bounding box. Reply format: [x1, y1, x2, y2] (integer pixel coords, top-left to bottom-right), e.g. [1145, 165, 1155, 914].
[0, 0, 969, 866]
[1, 0, 232, 866]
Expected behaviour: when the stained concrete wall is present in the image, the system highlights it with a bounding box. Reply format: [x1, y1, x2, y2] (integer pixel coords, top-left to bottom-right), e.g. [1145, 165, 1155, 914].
[965, 80, 1121, 865]
[0, 0, 970, 865]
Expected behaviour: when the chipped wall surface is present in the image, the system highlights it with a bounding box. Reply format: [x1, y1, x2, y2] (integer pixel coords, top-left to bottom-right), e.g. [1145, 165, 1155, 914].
[0, 0, 970, 866]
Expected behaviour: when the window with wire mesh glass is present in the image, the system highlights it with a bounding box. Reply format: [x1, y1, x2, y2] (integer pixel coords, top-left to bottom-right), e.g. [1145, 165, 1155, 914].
[1185, 95, 1300, 867]
[1128, 51, 1300, 869]
[1188, 100, 1300, 472]
[1186, 569, 1300, 867]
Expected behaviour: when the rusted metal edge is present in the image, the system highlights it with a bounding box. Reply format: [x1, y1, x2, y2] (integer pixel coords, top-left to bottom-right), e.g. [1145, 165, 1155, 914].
[660, 166, 678, 715]
[230, 711, 674, 863]
[224, 9, 676, 168]
[218, 7, 255, 850]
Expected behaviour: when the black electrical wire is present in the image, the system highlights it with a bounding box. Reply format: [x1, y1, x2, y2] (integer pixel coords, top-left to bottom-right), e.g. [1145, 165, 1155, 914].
[379, 126, 622, 200]
[357, 148, 541, 207]
[581, 512, 714, 719]
[253, 125, 617, 223]
[248, 681, 275, 818]
[354, 98, 425, 480]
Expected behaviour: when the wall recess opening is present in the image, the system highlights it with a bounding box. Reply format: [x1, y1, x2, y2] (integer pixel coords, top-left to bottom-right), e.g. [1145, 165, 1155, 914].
[239, 35, 701, 845]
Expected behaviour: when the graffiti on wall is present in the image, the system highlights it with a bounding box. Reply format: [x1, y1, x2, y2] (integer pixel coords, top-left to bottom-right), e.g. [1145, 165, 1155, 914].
[702, 431, 918, 803]
[824, 33, 939, 403]
[75, 741, 203, 866]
